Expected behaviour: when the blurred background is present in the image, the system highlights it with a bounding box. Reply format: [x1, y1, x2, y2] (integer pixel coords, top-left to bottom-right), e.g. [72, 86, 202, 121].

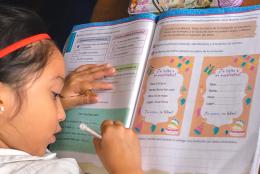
[0, 0, 97, 49]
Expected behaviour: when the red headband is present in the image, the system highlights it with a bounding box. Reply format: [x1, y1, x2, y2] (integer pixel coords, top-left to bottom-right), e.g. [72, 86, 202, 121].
[0, 33, 51, 59]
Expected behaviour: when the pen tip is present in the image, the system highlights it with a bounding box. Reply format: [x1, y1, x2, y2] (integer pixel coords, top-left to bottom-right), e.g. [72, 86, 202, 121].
[79, 123, 86, 130]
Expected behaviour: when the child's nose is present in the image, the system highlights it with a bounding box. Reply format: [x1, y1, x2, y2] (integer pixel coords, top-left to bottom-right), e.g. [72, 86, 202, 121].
[57, 99, 66, 122]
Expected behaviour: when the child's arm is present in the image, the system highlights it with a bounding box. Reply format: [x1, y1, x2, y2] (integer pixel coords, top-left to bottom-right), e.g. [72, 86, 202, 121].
[60, 64, 116, 110]
[93, 120, 144, 174]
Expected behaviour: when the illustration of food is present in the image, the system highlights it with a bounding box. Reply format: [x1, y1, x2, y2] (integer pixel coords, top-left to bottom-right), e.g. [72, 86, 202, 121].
[229, 120, 245, 137]
[165, 118, 179, 135]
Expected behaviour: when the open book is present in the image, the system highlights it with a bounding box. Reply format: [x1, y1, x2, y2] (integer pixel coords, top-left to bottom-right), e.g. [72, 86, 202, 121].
[50, 5, 260, 174]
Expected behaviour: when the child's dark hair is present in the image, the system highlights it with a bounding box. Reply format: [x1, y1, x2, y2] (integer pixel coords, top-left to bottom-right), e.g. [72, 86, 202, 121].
[0, 5, 55, 116]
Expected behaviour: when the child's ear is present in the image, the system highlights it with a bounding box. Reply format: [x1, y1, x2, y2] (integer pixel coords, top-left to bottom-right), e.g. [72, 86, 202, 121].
[0, 100, 4, 112]
[0, 82, 6, 113]
[0, 82, 17, 120]
[0, 82, 13, 114]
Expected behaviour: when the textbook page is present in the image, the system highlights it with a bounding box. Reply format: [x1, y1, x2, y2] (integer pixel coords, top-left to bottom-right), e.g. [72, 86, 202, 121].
[132, 6, 260, 174]
[250, 128, 260, 174]
[50, 14, 156, 172]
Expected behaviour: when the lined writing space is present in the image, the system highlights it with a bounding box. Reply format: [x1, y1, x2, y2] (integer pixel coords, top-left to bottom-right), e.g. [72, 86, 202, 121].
[205, 82, 246, 106]
[141, 145, 251, 173]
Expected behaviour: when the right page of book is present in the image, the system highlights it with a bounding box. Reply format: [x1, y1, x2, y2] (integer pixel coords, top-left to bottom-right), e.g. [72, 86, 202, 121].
[133, 5, 260, 174]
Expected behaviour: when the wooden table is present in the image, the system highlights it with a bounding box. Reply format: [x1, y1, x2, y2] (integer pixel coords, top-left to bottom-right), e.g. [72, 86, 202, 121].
[242, 0, 260, 6]
[91, 0, 260, 22]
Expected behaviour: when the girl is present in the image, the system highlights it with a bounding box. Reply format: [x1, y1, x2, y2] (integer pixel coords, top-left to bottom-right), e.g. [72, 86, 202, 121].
[0, 5, 143, 174]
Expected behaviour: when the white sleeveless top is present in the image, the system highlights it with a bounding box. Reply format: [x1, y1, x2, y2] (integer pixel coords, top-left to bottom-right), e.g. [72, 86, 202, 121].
[0, 148, 83, 174]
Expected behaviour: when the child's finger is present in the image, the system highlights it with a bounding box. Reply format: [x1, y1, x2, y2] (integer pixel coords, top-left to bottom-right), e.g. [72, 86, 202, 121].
[93, 138, 102, 155]
[85, 64, 112, 74]
[113, 120, 124, 127]
[74, 64, 98, 73]
[79, 82, 113, 92]
[90, 82, 113, 90]
[100, 120, 114, 134]
[76, 67, 116, 82]
[89, 67, 116, 81]
[80, 94, 99, 104]
[62, 94, 98, 109]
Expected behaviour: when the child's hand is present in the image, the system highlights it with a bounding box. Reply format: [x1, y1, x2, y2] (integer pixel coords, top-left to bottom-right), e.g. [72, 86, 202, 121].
[60, 64, 116, 109]
[93, 120, 143, 174]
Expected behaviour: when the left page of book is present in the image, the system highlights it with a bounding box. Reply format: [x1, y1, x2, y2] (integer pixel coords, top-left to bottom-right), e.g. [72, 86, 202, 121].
[50, 13, 157, 172]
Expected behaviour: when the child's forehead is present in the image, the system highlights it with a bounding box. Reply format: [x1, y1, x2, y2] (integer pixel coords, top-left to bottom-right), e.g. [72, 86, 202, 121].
[53, 76, 65, 85]
[44, 48, 65, 79]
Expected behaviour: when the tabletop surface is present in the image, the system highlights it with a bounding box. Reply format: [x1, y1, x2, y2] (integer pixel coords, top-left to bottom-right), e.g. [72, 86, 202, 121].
[242, 0, 260, 6]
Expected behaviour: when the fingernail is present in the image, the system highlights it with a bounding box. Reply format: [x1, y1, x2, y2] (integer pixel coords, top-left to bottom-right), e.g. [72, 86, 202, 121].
[107, 84, 113, 89]
[110, 68, 116, 73]
[92, 96, 99, 103]
[106, 64, 112, 67]
[90, 93, 97, 97]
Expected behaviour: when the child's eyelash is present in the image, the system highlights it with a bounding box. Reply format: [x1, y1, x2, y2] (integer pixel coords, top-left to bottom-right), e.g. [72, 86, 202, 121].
[52, 92, 64, 99]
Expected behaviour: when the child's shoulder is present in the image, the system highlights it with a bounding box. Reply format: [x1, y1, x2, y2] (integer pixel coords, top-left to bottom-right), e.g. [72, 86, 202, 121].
[0, 148, 81, 174]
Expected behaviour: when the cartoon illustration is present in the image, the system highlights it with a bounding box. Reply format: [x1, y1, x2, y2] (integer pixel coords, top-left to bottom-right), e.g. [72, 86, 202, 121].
[168, 0, 185, 8]
[204, 64, 215, 75]
[193, 0, 212, 7]
[229, 120, 246, 137]
[129, 0, 138, 12]
[133, 56, 194, 135]
[129, 0, 242, 14]
[129, 0, 214, 14]
[129, 0, 150, 13]
[190, 55, 259, 137]
[165, 118, 180, 135]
